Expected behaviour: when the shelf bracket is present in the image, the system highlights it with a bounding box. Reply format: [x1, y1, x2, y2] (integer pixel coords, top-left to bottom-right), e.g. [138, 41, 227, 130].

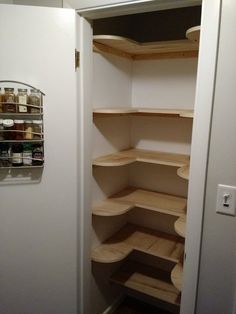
[75, 49, 80, 69]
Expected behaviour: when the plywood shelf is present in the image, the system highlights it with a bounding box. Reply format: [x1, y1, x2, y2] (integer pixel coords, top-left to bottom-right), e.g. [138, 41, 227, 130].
[111, 261, 180, 305]
[93, 35, 198, 60]
[177, 165, 189, 180]
[92, 187, 187, 217]
[186, 26, 200, 43]
[174, 216, 186, 238]
[171, 263, 183, 292]
[91, 224, 184, 263]
[93, 148, 190, 169]
[93, 107, 194, 118]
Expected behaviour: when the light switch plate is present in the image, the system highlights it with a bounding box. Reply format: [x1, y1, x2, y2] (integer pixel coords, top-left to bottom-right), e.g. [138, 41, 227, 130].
[216, 184, 236, 216]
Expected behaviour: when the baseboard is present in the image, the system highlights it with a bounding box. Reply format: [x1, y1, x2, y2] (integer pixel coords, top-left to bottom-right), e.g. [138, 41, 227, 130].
[102, 295, 125, 314]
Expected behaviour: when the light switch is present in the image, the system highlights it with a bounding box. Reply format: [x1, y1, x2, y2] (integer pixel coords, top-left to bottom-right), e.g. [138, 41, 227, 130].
[216, 184, 236, 216]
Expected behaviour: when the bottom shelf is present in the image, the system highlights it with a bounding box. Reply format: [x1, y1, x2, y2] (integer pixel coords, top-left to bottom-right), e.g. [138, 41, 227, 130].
[111, 261, 180, 306]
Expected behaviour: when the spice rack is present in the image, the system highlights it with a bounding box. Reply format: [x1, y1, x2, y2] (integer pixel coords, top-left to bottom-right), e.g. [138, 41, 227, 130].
[0, 80, 45, 169]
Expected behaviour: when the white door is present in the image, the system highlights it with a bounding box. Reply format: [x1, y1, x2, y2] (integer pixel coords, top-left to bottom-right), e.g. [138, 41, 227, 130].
[0, 5, 78, 314]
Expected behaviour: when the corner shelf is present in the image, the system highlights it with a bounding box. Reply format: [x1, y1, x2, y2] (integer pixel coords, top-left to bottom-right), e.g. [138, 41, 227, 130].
[111, 261, 180, 306]
[177, 165, 189, 180]
[93, 35, 199, 60]
[171, 263, 183, 292]
[174, 216, 186, 238]
[91, 224, 184, 263]
[93, 108, 194, 118]
[186, 26, 200, 43]
[92, 187, 186, 217]
[93, 148, 190, 169]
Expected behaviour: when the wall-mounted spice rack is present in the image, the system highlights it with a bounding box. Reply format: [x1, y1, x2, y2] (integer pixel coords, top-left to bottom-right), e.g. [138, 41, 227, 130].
[0, 80, 45, 169]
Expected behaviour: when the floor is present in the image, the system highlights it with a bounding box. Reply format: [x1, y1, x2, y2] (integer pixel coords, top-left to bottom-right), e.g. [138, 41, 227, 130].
[114, 297, 174, 314]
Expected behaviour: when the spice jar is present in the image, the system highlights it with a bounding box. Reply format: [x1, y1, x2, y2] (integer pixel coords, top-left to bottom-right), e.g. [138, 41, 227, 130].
[23, 143, 32, 166]
[12, 144, 23, 167]
[3, 88, 16, 113]
[29, 89, 41, 113]
[17, 88, 28, 113]
[0, 88, 2, 113]
[0, 143, 10, 167]
[24, 120, 33, 140]
[0, 119, 4, 141]
[14, 120, 24, 140]
[3, 119, 15, 140]
[33, 120, 43, 139]
[32, 144, 43, 166]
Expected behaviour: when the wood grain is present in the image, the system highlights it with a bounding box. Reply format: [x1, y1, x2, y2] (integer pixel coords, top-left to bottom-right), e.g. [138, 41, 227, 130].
[93, 35, 198, 60]
[93, 148, 190, 168]
[111, 261, 180, 305]
[92, 187, 187, 217]
[91, 224, 184, 263]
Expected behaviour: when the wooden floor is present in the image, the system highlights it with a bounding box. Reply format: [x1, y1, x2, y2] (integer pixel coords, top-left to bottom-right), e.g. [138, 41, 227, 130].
[114, 297, 174, 314]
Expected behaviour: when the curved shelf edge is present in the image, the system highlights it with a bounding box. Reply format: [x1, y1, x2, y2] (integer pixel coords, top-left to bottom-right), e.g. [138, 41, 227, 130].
[186, 26, 200, 43]
[93, 108, 194, 118]
[92, 187, 187, 217]
[174, 215, 186, 238]
[171, 263, 183, 292]
[177, 165, 189, 180]
[91, 224, 184, 264]
[93, 148, 190, 168]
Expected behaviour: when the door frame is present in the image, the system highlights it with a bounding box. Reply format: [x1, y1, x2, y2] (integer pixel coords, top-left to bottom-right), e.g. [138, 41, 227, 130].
[77, 0, 221, 313]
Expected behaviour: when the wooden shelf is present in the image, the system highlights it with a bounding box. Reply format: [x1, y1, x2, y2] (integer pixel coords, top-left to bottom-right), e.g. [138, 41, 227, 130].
[93, 108, 194, 118]
[92, 187, 187, 217]
[91, 224, 184, 263]
[177, 165, 189, 180]
[174, 216, 186, 238]
[171, 263, 183, 292]
[93, 148, 190, 169]
[111, 261, 180, 305]
[93, 35, 198, 60]
[186, 26, 200, 43]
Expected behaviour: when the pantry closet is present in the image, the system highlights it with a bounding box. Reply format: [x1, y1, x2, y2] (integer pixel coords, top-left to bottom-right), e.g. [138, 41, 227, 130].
[85, 5, 201, 314]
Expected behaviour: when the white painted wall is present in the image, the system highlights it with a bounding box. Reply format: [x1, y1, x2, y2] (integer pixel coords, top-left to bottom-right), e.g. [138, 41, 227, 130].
[132, 59, 198, 109]
[13, 0, 63, 7]
[0, 5, 77, 314]
[196, 0, 236, 313]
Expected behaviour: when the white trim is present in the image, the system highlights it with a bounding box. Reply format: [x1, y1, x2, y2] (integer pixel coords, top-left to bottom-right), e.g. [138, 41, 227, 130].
[76, 0, 201, 19]
[180, 0, 222, 313]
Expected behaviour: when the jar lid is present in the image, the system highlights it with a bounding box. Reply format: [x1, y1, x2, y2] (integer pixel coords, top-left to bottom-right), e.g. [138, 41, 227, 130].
[4, 87, 14, 91]
[33, 120, 43, 124]
[3, 119, 14, 127]
[18, 88, 27, 92]
[30, 89, 40, 93]
[25, 120, 32, 123]
[14, 119, 24, 123]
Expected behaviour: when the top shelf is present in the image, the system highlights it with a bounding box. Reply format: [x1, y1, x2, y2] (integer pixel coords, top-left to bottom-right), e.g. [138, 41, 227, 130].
[93, 26, 200, 60]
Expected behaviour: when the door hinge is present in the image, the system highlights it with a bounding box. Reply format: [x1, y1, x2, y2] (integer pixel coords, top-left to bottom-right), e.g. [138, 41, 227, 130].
[75, 49, 80, 69]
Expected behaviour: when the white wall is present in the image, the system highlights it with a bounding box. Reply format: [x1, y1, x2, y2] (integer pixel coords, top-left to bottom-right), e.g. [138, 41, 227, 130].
[0, 5, 77, 314]
[13, 0, 63, 7]
[196, 0, 236, 312]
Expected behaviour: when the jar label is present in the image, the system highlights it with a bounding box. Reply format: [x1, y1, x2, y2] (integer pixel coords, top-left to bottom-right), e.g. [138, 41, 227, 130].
[23, 152, 32, 165]
[18, 95, 27, 105]
[12, 153, 22, 164]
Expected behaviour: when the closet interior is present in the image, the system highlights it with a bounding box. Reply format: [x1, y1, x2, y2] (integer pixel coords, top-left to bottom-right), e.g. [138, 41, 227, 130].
[90, 5, 201, 313]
